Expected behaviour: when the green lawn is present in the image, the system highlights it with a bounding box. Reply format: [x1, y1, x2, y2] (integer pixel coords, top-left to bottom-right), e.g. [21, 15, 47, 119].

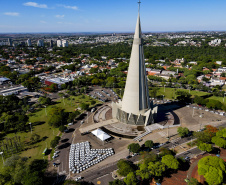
[0, 94, 99, 163]
[150, 87, 210, 100]
[207, 96, 226, 104]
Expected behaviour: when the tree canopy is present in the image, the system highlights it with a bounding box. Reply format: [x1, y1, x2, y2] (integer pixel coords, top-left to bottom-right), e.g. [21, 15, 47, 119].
[128, 143, 140, 154]
[198, 156, 226, 185]
[117, 159, 136, 177]
[177, 127, 189, 137]
[161, 155, 179, 170]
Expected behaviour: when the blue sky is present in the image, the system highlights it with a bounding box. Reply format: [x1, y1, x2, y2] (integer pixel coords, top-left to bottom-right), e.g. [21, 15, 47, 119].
[1, 0, 226, 33]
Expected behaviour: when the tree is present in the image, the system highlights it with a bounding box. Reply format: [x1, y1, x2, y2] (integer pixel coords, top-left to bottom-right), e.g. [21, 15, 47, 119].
[30, 133, 41, 144]
[67, 111, 80, 123]
[188, 178, 199, 185]
[117, 159, 136, 176]
[128, 143, 140, 154]
[205, 125, 218, 138]
[177, 127, 189, 137]
[80, 103, 89, 110]
[193, 131, 212, 143]
[136, 163, 150, 180]
[109, 179, 125, 185]
[48, 107, 65, 127]
[211, 128, 226, 148]
[175, 90, 191, 102]
[198, 156, 226, 185]
[198, 143, 213, 152]
[148, 161, 166, 177]
[64, 180, 81, 185]
[139, 151, 158, 164]
[59, 125, 67, 132]
[161, 155, 179, 170]
[38, 96, 52, 105]
[50, 136, 61, 148]
[90, 100, 96, 105]
[123, 172, 138, 185]
[144, 140, 154, 149]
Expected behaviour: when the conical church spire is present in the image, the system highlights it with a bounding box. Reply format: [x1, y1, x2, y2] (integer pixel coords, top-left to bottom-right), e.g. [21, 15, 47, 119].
[112, 1, 157, 126]
[121, 1, 150, 114]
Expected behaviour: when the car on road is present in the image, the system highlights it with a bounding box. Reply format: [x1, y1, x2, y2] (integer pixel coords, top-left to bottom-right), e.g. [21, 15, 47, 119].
[54, 150, 60, 153]
[132, 153, 139, 157]
[52, 154, 59, 159]
[68, 122, 73, 126]
[91, 108, 96, 112]
[126, 155, 131, 159]
[75, 176, 82, 181]
[81, 120, 84, 124]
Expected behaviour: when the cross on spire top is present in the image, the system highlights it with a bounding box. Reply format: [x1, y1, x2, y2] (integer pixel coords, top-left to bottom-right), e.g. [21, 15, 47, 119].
[138, 0, 141, 13]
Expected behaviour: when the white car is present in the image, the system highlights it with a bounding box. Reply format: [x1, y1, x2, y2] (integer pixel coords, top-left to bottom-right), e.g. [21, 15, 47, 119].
[68, 123, 73, 126]
[75, 176, 82, 181]
[52, 154, 59, 159]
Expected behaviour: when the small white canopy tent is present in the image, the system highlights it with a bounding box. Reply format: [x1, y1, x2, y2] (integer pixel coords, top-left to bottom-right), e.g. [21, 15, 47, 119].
[91, 129, 111, 141]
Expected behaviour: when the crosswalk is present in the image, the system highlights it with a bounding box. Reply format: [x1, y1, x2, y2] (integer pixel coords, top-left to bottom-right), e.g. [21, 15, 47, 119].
[133, 123, 165, 141]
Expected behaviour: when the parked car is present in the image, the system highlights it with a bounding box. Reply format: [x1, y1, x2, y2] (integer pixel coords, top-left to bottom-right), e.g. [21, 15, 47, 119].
[68, 123, 73, 126]
[75, 176, 82, 181]
[126, 155, 131, 159]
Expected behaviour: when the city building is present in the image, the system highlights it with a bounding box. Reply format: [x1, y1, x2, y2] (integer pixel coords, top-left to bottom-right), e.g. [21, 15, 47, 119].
[112, 4, 157, 126]
[27, 39, 32, 46]
[37, 39, 44, 47]
[62, 40, 68, 47]
[50, 40, 54, 47]
[57, 39, 62, 47]
[8, 38, 12, 46]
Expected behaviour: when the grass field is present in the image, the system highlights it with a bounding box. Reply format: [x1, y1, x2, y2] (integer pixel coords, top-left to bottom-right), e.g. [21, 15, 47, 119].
[0, 94, 99, 163]
[150, 87, 210, 100]
[207, 96, 226, 104]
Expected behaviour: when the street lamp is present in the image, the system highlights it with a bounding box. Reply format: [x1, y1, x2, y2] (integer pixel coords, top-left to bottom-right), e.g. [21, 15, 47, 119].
[223, 93, 226, 103]
[44, 105, 47, 116]
[29, 122, 32, 134]
[199, 114, 203, 131]
[63, 97, 65, 106]
[0, 152, 4, 165]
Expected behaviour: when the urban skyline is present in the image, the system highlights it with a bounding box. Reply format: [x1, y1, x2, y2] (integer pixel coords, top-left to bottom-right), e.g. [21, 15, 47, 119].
[1, 0, 226, 33]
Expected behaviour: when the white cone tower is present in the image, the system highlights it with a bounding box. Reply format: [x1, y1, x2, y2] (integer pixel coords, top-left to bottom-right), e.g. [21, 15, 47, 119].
[112, 1, 158, 126]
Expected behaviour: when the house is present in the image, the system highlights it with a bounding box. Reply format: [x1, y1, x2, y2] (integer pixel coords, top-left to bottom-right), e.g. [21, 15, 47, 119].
[208, 78, 225, 86]
[218, 67, 226, 73]
[216, 61, 222, 65]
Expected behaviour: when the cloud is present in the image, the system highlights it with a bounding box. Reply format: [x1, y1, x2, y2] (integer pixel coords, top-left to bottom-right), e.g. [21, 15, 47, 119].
[4, 12, 20, 16]
[40, 20, 47, 24]
[55, 15, 65, 19]
[58, 4, 78, 10]
[23, 2, 48, 8]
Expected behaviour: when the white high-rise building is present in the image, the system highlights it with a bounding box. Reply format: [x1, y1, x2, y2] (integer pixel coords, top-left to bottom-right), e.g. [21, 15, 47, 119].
[27, 39, 32, 46]
[112, 2, 157, 126]
[8, 38, 12, 46]
[57, 39, 62, 47]
[37, 39, 44, 47]
[62, 40, 68, 47]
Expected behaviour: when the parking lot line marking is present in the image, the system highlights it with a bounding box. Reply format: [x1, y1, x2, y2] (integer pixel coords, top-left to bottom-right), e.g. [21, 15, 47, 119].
[97, 174, 109, 179]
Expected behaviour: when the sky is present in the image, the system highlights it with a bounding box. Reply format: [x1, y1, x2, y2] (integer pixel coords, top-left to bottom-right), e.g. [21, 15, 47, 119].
[1, 0, 226, 33]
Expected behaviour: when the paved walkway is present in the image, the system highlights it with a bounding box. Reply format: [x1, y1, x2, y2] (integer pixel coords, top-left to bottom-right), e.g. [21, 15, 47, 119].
[79, 119, 118, 133]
